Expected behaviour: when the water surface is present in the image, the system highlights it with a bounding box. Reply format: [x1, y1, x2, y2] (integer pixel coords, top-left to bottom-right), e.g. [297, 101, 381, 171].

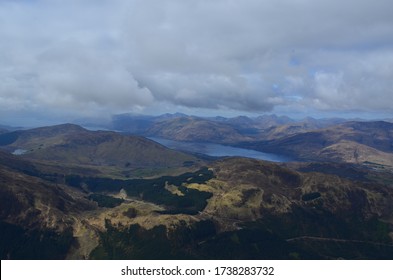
[12, 149, 27, 155]
[149, 137, 290, 162]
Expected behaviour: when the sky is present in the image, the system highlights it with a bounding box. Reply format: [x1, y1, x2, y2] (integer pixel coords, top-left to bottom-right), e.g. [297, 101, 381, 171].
[1, 0, 393, 125]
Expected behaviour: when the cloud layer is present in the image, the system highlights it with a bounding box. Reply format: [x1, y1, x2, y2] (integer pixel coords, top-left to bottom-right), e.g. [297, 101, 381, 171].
[1, 0, 393, 123]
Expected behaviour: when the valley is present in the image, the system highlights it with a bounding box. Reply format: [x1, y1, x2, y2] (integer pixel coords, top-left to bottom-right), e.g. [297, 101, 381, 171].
[2, 0, 393, 268]
[1, 116, 393, 260]
[148, 137, 291, 162]
[111, 113, 393, 169]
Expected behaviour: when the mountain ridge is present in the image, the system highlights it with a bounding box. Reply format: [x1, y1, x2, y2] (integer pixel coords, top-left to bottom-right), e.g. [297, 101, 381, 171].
[0, 123, 202, 178]
[239, 121, 393, 168]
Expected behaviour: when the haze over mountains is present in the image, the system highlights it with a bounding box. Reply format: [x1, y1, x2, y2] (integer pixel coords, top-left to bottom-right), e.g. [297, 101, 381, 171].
[108, 113, 393, 169]
[111, 113, 349, 140]
[1, 114, 393, 259]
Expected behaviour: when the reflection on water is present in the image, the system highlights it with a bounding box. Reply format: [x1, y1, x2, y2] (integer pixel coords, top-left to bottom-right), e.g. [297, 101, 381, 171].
[12, 149, 27, 155]
[149, 137, 291, 162]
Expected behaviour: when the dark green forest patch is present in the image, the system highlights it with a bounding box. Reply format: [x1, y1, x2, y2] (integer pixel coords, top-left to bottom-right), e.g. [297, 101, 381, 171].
[89, 219, 309, 260]
[0, 221, 74, 260]
[302, 192, 321, 201]
[66, 167, 213, 215]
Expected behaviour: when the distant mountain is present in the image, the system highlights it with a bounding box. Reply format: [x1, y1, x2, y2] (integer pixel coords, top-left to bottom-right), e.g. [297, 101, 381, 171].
[261, 122, 323, 140]
[204, 115, 297, 138]
[255, 117, 348, 140]
[111, 114, 156, 134]
[299, 116, 347, 127]
[0, 124, 200, 177]
[111, 112, 188, 133]
[111, 113, 307, 142]
[109, 113, 352, 143]
[207, 115, 278, 137]
[157, 112, 189, 119]
[0, 124, 26, 132]
[254, 114, 294, 128]
[145, 116, 253, 143]
[226, 115, 255, 125]
[241, 121, 393, 167]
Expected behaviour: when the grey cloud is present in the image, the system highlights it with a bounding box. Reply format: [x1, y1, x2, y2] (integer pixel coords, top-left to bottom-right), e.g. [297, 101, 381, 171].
[124, 0, 393, 115]
[1, 0, 393, 123]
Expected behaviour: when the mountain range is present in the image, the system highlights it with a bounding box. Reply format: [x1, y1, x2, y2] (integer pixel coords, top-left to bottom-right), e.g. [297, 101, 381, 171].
[1, 115, 393, 259]
[110, 113, 393, 169]
[241, 121, 393, 168]
[110, 113, 348, 141]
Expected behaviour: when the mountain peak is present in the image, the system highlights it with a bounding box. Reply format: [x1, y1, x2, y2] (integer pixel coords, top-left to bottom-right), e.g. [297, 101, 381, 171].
[13, 123, 86, 139]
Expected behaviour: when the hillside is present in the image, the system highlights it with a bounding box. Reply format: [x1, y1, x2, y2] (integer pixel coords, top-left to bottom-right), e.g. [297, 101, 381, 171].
[241, 121, 393, 168]
[86, 157, 393, 259]
[1, 151, 393, 259]
[261, 122, 323, 140]
[146, 116, 253, 143]
[0, 152, 98, 259]
[0, 163, 95, 231]
[0, 124, 201, 178]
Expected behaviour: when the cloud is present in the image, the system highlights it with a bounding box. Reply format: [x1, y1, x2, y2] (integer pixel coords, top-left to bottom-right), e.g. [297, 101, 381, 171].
[36, 42, 153, 109]
[1, 0, 393, 123]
